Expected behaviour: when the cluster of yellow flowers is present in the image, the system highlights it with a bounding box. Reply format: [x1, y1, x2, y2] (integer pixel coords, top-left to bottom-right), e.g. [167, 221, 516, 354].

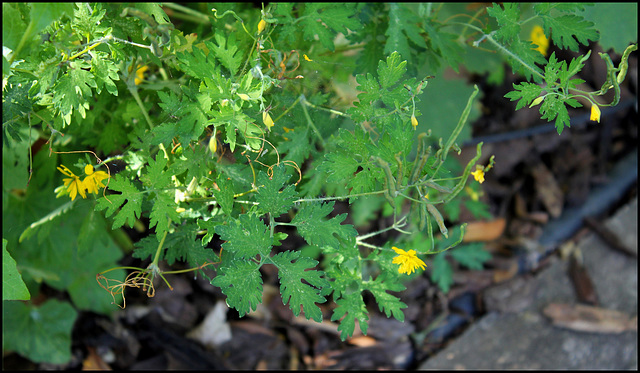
[57, 164, 109, 201]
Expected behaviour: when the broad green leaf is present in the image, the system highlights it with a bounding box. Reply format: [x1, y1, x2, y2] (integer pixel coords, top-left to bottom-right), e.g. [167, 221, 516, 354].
[580, 3, 637, 54]
[3, 239, 30, 301]
[2, 299, 77, 364]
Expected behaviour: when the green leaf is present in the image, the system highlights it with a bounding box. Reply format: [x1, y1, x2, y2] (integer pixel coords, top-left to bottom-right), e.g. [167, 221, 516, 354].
[378, 51, 407, 90]
[449, 243, 491, 270]
[423, 21, 465, 73]
[95, 174, 144, 229]
[541, 14, 599, 52]
[504, 82, 543, 110]
[271, 250, 328, 322]
[292, 201, 357, 249]
[430, 252, 453, 293]
[331, 291, 369, 340]
[177, 44, 219, 81]
[580, 3, 636, 54]
[208, 32, 242, 77]
[52, 60, 97, 124]
[212, 174, 235, 216]
[539, 94, 573, 134]
[163, 224, 216, 267]
[384, 4, 426, 65]
[91, 52, 120, 96]
[487, 3, 521, 43]
[211, 259, 263, 317]
[148, 191, 180, 241]
[215, 214, 273, 260]
[140, 154, 171, 189]
[365, 275, 407, 322]
[255, 164, 299, 217]
[298, 4, 362, 51]
[2, 83, 33, 146]
[3, 239, 30, 301]
[2, 299, 77, 364]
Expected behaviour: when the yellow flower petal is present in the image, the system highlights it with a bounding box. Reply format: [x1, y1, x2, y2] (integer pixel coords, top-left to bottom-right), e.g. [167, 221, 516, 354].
[392, 246, 427, 275]
[85, 164, 94, 175]
[590, 104, 601, 123]
[530, 25, 549, 57]
[471, 166, 485, 184]
[135, 65, 149, 85]
[303, 54, 313, 62]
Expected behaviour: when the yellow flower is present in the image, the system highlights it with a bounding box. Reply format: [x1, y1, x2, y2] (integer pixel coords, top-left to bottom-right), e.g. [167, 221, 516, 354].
[257, 19, 267, 34]
[411, 114, 418, 130]
[530, 25, 549, 57]
[83, 164, 110, 195]
[471, 165, 485, 184]
[135, 65, 149, 85]
[590, 104, 601, 123]
[263, 111, 274, 129]
[303, 54, 313, 62]
[392, 247, 427, 275]
[57, 164, 87, 201]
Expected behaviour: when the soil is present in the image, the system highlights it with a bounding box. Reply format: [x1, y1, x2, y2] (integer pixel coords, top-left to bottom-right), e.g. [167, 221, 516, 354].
[3, 43, 637, 370]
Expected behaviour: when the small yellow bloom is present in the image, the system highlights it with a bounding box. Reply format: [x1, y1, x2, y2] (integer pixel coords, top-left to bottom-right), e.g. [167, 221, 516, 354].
[135, 65, 149, 85]
[83, 164, 110, 195]
[530, 25, 549, 57]
[257, 19, 267, 34]
[411, 114, 418, 130]
[471, 165, 485, 184]
[263, 111, 274, 129]
[392, 247, 427, 275]
[590, 104, 601, 123]
[303, 54, 313, 62]
[57, 164, 87, 201]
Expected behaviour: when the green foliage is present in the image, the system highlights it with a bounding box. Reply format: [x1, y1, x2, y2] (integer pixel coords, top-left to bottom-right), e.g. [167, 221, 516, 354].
[3, 239, 30, 301]
[3, 3, 633, 364]
[292, 202, 357, 249]
[3, 299, 77, 364]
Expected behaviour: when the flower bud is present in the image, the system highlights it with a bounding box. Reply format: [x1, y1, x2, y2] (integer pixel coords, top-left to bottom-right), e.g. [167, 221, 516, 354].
[257, 19, 266, 34]
[263, 111, 274, 129]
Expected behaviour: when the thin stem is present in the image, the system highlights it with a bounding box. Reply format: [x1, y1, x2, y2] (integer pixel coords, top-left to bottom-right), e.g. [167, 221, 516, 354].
[299, 95, 326, 148]
[151, 220, 171, 267]
[162, 3, 211, 24]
